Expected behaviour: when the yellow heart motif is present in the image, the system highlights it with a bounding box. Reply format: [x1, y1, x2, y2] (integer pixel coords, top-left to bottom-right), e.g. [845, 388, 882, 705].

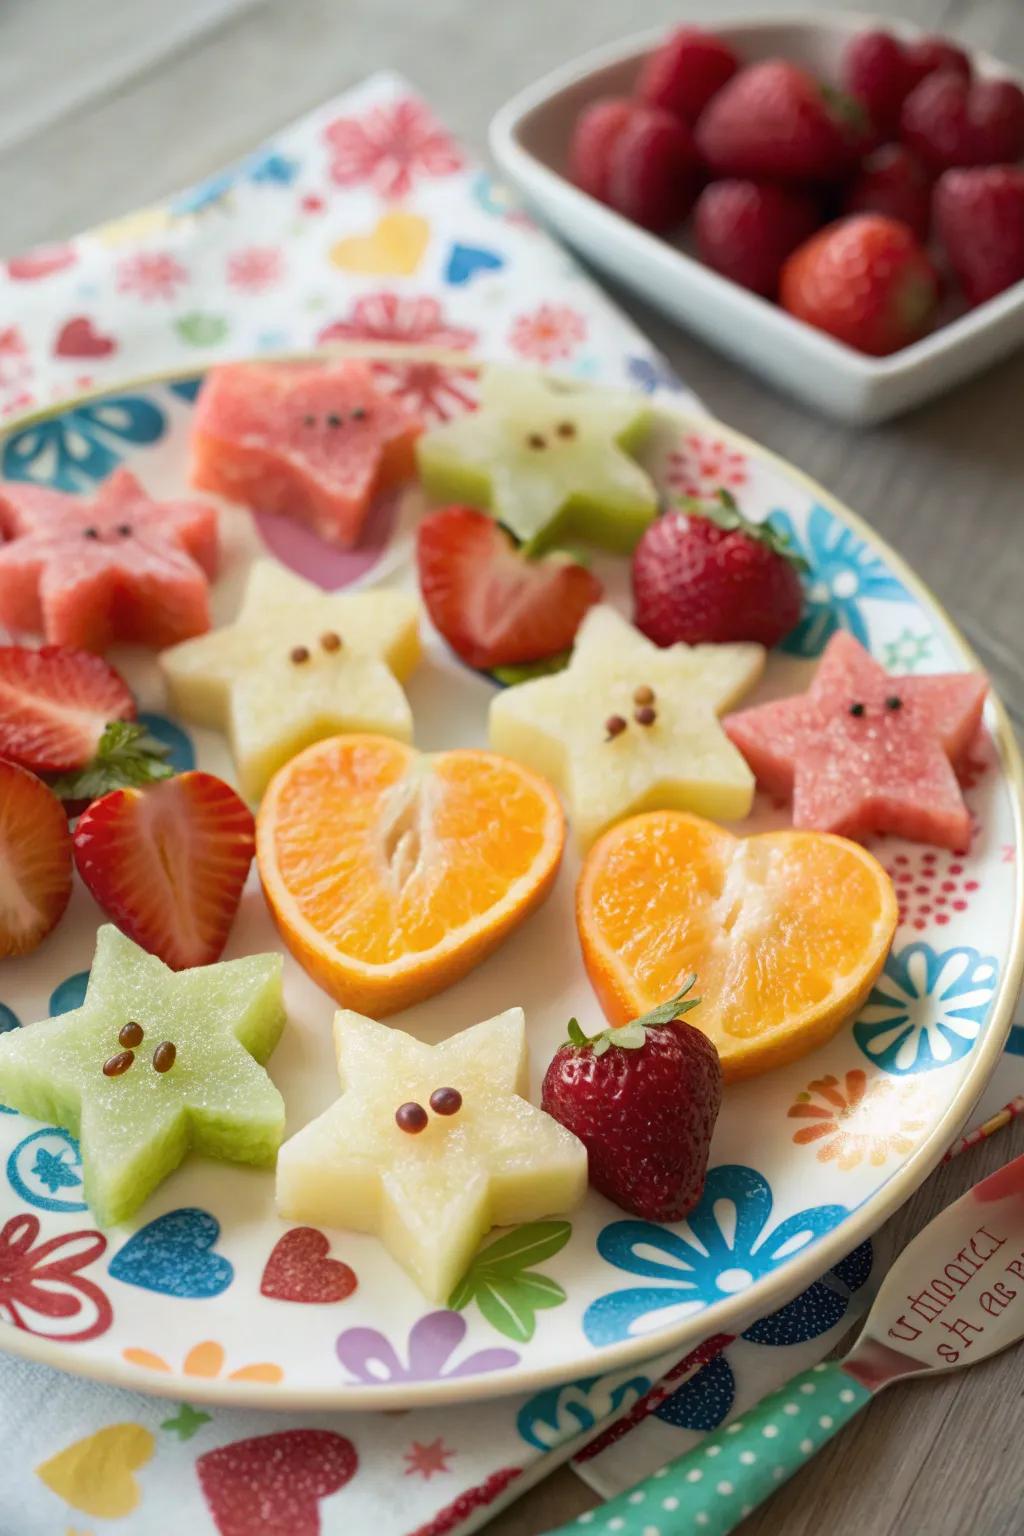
[37, 1423, 155, 1519]
[330, 211, 429, 275]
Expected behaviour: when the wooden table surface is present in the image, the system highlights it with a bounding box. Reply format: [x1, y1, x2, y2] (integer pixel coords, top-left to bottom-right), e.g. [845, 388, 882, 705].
[2, 0, 1022, 1531]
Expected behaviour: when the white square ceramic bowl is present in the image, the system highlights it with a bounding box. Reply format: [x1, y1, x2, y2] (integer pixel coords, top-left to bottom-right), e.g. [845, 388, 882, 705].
[490, 10, 1024, 424]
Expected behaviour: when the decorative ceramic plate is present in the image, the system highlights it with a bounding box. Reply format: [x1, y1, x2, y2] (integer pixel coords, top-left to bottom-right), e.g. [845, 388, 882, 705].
[0, 353, 1020, 1411]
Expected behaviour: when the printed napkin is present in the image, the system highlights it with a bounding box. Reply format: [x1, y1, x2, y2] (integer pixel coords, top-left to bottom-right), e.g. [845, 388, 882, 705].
[0, 71, 1020, 1536]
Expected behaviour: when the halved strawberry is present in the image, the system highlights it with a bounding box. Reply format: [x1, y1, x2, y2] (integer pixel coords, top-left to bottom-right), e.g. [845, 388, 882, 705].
[72, 770, 255, 970]
[0, 644, 135, 774]
[0, 759, 73, 958]
[416, 505, 603, 671]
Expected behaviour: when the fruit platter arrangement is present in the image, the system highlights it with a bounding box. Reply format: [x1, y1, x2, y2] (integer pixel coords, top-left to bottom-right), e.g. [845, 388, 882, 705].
[565, 21, 1024, 353]
[0, 350, 1019, 1410]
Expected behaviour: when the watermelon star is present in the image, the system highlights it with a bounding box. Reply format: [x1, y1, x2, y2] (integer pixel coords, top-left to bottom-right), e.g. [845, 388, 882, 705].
[490, 604, 765, 849]
[161, 560, 420, 799]
[0, 467, 218, 652]
[0, 925, 286, 1226]
[725, 631, 988, 850]
[192, 359, 422, 548]
[416, 366, 658, 552]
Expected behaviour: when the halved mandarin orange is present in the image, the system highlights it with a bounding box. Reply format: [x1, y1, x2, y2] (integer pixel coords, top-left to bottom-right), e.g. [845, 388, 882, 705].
[577, 811, 897, 1082]
[257, 734, 565, 1015]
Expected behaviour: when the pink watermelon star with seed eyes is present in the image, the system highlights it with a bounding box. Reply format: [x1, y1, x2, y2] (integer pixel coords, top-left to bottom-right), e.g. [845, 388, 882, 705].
[0, 467, 218, 653]
[191, 360, 423, 548]
[724, 631, 988, 850]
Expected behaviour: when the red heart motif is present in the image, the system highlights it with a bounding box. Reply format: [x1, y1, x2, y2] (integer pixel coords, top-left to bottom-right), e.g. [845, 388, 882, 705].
[54, 317, 116, 359]
[260, 1226, 357, 1304]
[197, 1430, 358, 1536]
[7, 243, 77, 281]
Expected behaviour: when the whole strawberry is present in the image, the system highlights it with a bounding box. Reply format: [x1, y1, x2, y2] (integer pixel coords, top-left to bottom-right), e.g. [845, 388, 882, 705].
[695, 59, 864, 183]
[935, 166, 1024, 306]
[541, 979, 722, 1223]
[905, 35, 972, 88]
[632, 490, 805, 649]
[636, 26, 738, 125]
[606, 106, 700, 230]
[842, 30, 916, 136]
[695, 180, 820, 297]
[901, 72, 1024, 171]
[781, 214, 939, 355]
[843, 144, 932, 242]
[568, 98, 635, 201]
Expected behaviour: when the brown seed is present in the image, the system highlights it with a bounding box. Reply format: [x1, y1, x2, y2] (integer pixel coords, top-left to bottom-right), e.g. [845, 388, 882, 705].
[604, 714, 627, 740]
[429, 1086, 462, 1116]
[886, 695, 903, 711]
[556, 420, 576, 439]
[633, 684, 655, 706]
[83, 526, 99, 540]
[152, 1041, 177, 1074]
[119, 1021, 144, 1048]
[303, 414, 316, 427]
[526, 432, 547, 450]
[326, 412, 342, 427]
[634, 705, 657, 727]
[395, 1101, 428, 1134]
[103, 1050, 134, 1078]
[351, 406, 368, 421]
[320, 631, 342, 653]
[116, 523, 132, 537]
[290, 645, 311, 664]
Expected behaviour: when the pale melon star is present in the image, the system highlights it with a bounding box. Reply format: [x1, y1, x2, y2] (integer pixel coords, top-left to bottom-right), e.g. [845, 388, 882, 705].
[0, 925, 286, 1226]
[489, 605, 765, 848]
[416, 366, 658, 552]
[161, 560, 421, 799]
[276, 1008, 588, 1303]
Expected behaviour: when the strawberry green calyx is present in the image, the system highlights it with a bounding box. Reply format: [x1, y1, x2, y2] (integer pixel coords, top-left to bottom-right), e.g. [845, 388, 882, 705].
[51, 719, 174, 802]
[565, 974, 701, 1056]
[679, 489, 808, 573]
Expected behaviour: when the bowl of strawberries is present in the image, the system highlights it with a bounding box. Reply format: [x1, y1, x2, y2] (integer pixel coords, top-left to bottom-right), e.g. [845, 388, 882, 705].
[490, 12, 1024, 423]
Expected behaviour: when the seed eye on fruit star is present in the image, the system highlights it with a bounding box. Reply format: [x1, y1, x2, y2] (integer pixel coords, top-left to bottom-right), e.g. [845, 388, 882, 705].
[605, 713, 628, 741]
[395, 1101, 429, 1134]
[429, 1086, 463, 1116]
[119, 1021, 144, 1049]
[849, 701, 866, 717]
[116, 523, 132, 537]
[556, 420, 577, 439]
[526, 432, 547, 450]
[886, 695, 903, 711]
[152, 1041, 177, 1074]
[634, 703, 657, 726]
[320, 630, 343, 653]
[103, 1050, 135, 1078]
[83, 526, 99, 539]
[326, 412, 342, 428]
[289, 645, 311, 665]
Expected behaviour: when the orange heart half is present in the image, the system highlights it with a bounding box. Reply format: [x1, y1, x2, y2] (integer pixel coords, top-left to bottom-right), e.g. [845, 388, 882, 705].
[577, 811, 897, 1081]
[257, 735, 565, 1015]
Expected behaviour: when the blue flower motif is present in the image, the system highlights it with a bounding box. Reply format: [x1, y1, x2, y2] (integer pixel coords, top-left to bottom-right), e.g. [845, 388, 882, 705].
[167, 376, 203, 403]
[169, 148, 299, 215]
[2, 395, 167, 491]
[32, 1145, 83, 1194]
[137, 712, 195, 773]
[49, 971, 89, 1017]
[768, 504, 908, 657]
[583, 1166, 847, 1346]
[855, 942, 998, 1075]
[517, 1367, 650, 1450]
[626, 355, 686, 395]
[7, 1127, 86, 1213]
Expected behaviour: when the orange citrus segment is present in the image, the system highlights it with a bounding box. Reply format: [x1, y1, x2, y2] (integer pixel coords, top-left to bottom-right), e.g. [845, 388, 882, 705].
[257, 734, 565, 1014]
[577, 811, 897, 1081]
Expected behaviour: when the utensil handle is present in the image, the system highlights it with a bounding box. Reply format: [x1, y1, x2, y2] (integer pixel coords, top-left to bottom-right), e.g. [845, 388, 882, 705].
[551, 1361, 872, 1536]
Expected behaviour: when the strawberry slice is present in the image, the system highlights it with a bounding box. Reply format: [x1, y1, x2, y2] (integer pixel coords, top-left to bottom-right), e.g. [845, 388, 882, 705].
[0, 759, 73, 957]
[73, 770, 256, 970]
[416, 505, 603, 671]
[0, 644, 135, 774]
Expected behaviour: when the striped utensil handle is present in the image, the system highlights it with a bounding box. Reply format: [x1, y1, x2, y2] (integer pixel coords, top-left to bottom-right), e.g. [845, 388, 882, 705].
[548, 1361, 872, 1536]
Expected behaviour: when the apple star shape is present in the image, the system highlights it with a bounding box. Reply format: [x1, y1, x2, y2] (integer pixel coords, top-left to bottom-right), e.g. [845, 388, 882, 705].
[0, 467, 218, 651]
[416, 366, 658, 551]
[489, 605, 765, 848]
[0, 925, 286, 1225]
[724, 631, 988, 849]
[161, 560, 421, 799]
[276, 1008, 587, 1302]
[192, 359, 422, 547]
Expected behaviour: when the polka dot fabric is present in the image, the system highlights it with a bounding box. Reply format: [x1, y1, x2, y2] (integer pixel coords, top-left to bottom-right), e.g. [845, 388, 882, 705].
[561, 1363, 871, 1536]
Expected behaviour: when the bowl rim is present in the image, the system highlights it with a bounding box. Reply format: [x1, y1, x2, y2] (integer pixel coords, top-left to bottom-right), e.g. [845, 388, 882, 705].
[489, 9, 1024, 382]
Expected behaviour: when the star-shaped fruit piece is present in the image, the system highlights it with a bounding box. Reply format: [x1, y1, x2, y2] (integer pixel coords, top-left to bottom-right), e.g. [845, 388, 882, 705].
[416, 366, 658, 552]
[276, 1008, 587, 1302]
[0, 925, 286, 1225]
[724, 631, 988, 849]
[489, 604, 765, 848]
[161, 560, 420, 799]
[192, 359, 422, 547]
[0, 467, 218, 651]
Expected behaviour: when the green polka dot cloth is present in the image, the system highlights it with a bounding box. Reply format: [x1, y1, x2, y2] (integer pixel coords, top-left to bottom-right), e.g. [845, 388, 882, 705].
[557, 1362, 871, 1536]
